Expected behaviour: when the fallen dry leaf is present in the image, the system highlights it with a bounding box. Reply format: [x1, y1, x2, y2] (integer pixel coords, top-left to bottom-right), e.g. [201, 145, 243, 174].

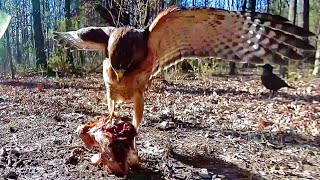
[258, 118, 275, 130]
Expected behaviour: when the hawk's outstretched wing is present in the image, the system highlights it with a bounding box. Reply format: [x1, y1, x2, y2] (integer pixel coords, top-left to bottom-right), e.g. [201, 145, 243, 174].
[53, 26, 115, 51]
[148, 6, 316, 77]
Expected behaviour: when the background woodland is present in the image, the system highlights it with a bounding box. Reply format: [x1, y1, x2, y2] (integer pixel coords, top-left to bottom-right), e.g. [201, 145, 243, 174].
[0, 0, 319, 78]
[0, 1, 320, 179]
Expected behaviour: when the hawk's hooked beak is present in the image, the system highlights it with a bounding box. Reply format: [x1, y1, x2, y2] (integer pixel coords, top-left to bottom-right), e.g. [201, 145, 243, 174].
[115, 69, 125, 82]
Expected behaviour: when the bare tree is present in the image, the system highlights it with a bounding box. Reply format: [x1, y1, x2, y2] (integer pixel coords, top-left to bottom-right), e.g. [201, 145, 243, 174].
[279, 0, 299, 78]
[312, 24, 320, 75]
[65, 0, 74, 69]
[249, 0, 256, 13]
[15, 8, 22, 64]
[75, 0, 85, 66]
[267, 0, 271, 12]
[288, 0, 297, 24]
[297, 0, 313, 70]
[229, 0, 255, 74]
[31, 0, 47, 68]
[4, 29, 15, 78]
[242, 0, 247, 11]
[298, 0, 309, 30]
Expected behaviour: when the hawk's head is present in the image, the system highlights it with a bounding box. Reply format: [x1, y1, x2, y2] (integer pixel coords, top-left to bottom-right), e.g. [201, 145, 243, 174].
[108, 27, 149, 81]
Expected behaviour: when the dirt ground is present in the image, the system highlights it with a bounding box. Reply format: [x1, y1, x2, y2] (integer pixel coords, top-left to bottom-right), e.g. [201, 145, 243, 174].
[0, 71, 319, 180]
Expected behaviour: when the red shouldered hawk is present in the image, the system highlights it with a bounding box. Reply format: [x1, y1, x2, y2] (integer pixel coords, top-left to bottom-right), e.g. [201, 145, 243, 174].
[54, 6, 316, 131]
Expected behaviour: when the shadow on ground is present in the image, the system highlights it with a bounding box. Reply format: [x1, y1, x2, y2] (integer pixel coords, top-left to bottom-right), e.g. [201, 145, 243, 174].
[210, 73, 258, 79]
[211, 128, 320, 148]
[129, 165, 164, 180]
[169, 149, 264, 180]
[276, 92, 320, 103]
[161, 82, 320, 103]
[0, 80, 103, 90]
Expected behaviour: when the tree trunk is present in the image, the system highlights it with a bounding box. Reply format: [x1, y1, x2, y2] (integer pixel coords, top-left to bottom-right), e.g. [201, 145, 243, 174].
[297, 0, 310, 68]
[249, 0, 256, 13]
[130, 0, 135, 26]
[204, 0, 209, 7]
[242, 0, 247, 11]
[75, 0, 85, 66]
[230, 0, 249, 74]
[247, 0, 257, 67]
[15, 23, 22, 64]
[143, 0, 151, 26]
[312, 38, 320, 75]
[288, 0, 297, 24]
[228, 62, 237, 75]
[279, 0, 298, 78]
[312, 25, 320, 75]
[31, 0, 47, 68]
[5, 29, 15, 79]
[267, 0, 271, 12]
[22, 0, 30, 70]
[65, 0, 74, 70]
[286, 0, 298, 75]
[0, 1, 7, 73]
[298, 0, 309, 30]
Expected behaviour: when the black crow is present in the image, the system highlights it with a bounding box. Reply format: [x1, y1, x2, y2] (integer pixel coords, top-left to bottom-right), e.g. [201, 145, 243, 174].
[261, 64, 295, 98]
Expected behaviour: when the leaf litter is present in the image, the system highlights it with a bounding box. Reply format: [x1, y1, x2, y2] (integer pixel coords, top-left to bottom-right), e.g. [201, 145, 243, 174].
[0, 72, 319, 179]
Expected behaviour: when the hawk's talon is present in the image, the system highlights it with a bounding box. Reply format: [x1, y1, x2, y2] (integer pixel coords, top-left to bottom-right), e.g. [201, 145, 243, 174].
[100, 110, 119, 124]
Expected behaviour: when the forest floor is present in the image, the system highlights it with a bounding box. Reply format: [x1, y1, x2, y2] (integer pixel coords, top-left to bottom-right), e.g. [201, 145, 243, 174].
[0, 70, 320, 180]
